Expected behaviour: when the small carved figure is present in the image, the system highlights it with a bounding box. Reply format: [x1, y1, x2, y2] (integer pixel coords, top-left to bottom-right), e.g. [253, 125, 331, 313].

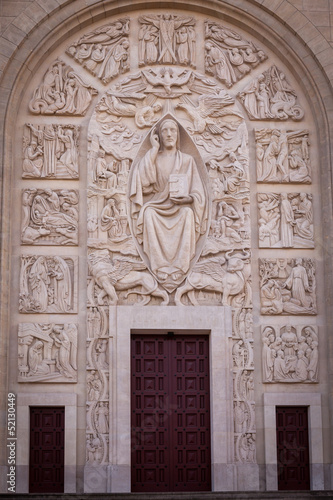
[96, 402, 109, 434]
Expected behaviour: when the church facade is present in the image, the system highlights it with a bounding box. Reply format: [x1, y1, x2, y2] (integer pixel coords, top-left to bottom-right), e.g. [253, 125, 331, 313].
[0, 0, 332, 494]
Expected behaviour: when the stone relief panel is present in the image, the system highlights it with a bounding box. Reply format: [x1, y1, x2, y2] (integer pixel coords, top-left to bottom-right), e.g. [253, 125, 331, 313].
[66, 19, 130, 84]
[204, 20, 267, 87]
[29, 60, 97, 115]
[237, 66, 304, 121]
[259, 258, 316, 315]
[138, 15, 196, 67]
[19, 255, 77, 313]
[258, 192, 314, 248]
[255, 129, 311, 183]
[23, 124, 79, 179]
[18, 323, 77, 382]
[262, 324, 318, 383]
[22, 189, 79, 245]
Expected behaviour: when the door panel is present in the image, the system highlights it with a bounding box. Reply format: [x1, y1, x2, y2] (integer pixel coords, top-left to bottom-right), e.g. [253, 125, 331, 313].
[131, 334, 211, 492]
[276, 406, 310, 490]
[29, 407, 65, 493]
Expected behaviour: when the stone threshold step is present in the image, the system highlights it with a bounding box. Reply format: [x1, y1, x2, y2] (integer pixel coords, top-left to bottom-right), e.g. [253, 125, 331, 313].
[1, 492, 333, 500]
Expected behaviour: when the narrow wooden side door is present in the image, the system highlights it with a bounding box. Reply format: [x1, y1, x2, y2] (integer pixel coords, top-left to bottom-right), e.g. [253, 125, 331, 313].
[29, 406, 65, 493]
[276, 406, 310, 490]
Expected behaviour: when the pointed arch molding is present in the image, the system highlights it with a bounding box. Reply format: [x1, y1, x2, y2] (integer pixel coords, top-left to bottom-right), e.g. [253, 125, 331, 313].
[1, 0, 333, 490]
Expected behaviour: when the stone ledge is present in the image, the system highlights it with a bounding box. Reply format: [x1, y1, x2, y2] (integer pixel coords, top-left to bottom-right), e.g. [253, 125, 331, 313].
[0, 492, 333, 500]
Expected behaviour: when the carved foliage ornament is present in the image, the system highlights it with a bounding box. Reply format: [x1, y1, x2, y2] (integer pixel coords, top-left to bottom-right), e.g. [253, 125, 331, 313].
[23, 124, 79, 179]
[29, 60, 97, 115]
[205, 20, 267, 88]
[22, 189, 79, 245]
[66, 19, 130, 84]
[18, 323, 77, 382]
[238, 66, 304, 121]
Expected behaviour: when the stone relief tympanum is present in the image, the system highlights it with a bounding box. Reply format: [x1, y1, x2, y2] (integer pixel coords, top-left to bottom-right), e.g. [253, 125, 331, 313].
[66, 19, 130, 84]
[18, 323, 77, 382]
[23, 124, 79, 179]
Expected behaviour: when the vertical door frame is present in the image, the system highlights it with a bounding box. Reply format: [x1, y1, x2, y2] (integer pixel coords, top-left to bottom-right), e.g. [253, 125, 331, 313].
[16, 393, 77, 493]
[263, 393, 324, 490]
[108, 305, 235, 493]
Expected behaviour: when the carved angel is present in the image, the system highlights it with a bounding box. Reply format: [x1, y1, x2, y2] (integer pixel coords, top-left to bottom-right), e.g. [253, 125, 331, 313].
[177, 92, 242, 134]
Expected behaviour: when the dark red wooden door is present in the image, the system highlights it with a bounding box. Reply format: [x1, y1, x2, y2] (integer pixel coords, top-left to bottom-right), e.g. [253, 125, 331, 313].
[29, 407, 65, 493]
[276, 406, 310, 490]
[131, 334, 211, 492]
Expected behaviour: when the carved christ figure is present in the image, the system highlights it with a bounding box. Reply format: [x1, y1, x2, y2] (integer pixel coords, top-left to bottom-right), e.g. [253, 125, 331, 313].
[130, 119, 207, 288]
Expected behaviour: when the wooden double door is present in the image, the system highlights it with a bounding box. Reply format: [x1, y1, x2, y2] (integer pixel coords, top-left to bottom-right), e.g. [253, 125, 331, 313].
[131, 334, 211, 492]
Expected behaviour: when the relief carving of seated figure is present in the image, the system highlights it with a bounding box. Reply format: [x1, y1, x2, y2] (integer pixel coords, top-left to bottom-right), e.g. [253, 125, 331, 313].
[130, 118, 207, 291]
